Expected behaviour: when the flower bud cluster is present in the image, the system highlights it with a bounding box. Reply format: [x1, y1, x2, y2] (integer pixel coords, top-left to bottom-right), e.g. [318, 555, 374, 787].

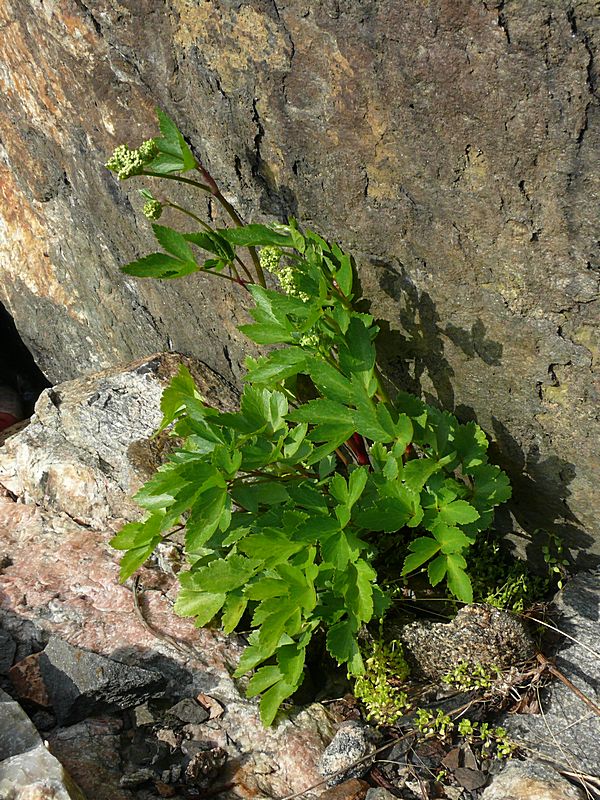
[105, 139, 158, 180]
[143, 198, 163, 220]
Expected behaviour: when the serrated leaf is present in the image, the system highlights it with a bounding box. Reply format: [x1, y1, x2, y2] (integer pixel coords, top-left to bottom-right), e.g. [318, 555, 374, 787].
[446, 554, 473, 602]
[173, 587, 227, 624]
[431, 523, 472, 554]
[401, 458, 442, 491]
[186, 554, 256, 594]
[259, 677, 294, 726]
[245, 348, 308, 384]
[326, 620, 364, 675]
[307, 357, 355, 404]
[117, 538, 161, 582]
[154, 108, 196, 171]
[121, 253, 198, 279]
[238, 529, 304, 567]
[151, 224, 195, 262]
[438, 500, 480, 526]
[221, 589, 248, 633]
[402, 537, 441, 574]
[427, 554, 448, 586]
[320, 529, 359, 570]
[185, 487, 228, 551]
[218, 224, 295, 248]
[246, 665, 283, 698]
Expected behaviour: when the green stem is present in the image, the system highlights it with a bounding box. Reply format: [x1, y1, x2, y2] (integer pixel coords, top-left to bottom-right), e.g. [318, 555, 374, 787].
[141, 171, 212, 192]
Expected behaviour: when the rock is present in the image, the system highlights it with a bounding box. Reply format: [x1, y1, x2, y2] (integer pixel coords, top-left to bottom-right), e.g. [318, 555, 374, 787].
[38, 636, 165, 725]
[0, 688, 86, 799]
[319, 778, 370, 800]
[164, 697, 210, 726]
[0, 630, 16, 674]
[481, 760, 585, 800]
[318, 722, 377, 786]
[9, 652, 51, 707]
[46, 718, 131, 800]
[0, 385, 24, 433]
[0, 354, 239, 527]
[365, 790, 396, 800]
[0, 495, 337, 796]
[506, 569, 600, 775]
[1, 1, 600, 555]
[397, 604, 535, 679]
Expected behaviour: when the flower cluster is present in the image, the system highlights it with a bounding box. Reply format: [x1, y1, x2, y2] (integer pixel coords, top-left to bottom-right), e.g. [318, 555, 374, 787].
[259, 245, 309, 302]
[105, 139, 158, 180]
[142, 198, 163, 220]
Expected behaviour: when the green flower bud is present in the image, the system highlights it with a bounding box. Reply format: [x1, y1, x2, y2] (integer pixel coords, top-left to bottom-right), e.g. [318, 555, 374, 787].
[142, 199, 163, 220]
[258, 245, 283, 274]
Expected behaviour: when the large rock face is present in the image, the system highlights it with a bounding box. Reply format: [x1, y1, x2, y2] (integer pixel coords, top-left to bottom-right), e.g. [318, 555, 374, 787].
[0, 1, 598, 555]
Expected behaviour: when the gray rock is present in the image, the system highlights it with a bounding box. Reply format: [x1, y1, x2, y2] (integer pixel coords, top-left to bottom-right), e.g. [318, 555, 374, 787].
[481, 760, 585, 800]
[0, 630, 16, 674]
[0, 688, 86, 799]
[318, 722, 376, 787]
[39, 637, 165, 725]
[0, 354, 239, 528]
[164, 698, 209, 726]
[365, 790, 397, 800]
[396, 604, 534, 679]
[506, 569, 600, 776]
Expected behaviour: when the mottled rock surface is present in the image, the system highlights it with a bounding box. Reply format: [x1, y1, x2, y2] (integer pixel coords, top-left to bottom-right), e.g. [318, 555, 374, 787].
[318, 722, 376, 786]
[0, 1, 598, 554]
[481, 760, 585, 800]
[397, 604, 535, 679]
[506, 569, 600, 776]
[0, 353, 239, 527]
[0, 497, 335, 798]
[0, 688, 86, 800]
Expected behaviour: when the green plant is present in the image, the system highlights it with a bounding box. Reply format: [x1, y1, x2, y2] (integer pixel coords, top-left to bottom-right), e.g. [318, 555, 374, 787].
[441, 660, 503, 692]
[106, 109, 513, 725]
[353, 635, 410, 724]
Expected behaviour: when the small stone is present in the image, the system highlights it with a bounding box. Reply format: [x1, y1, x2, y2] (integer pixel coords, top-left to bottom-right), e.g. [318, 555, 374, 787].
[365, 789, 397, 800]
[164, 697, 209, 726]
[9, 651, 51, 706]
[133, 702, 158, 728]
[453, 767, 488, 791]
[319, 778, 370, 800]
[119, 768, 156, 788]
[441, 748, 461, 771]
[156, 728, 181, 749]
[481, 760, 586, 800]
[318, 722, 376, 786]
[39, 636, 165, 724]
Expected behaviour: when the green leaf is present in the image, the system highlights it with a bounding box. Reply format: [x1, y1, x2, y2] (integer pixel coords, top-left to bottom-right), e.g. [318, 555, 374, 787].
[185, 487, 228, 551]
[321, 529, 359, 570]
[184, 231, 235, 261]
[245, 348, 308, 384]
[438, 500, 480, 526]
[354, 495, 413, 532]
[154, 108, 196, 172]
[446, 554, 473, 602]
[427, 554, 448, 586]
[186, 554, 256, 594]
[174, 586, 227, 624]
[221, 589, 248, 633]
[259, 678, 294, 727]
[117, 537, 161, 582]
[348, 467, 368, 506]
[218, 224, 295, 248]
[402, 537, 441, 574]
[121, 253, 198, 279]
[470, 464, 512, 506]
[231, 481, 289, 514]
[158, 364, 200, 431]
[326, 620, 364, 675]
[401, 458, 442, 492]
[431, 523, 472, 554]
[454, 421, 488, 469]
[307, 357, 355, 405]
[246, 665, 283, 697]
[151, 224, 195, 262]
[256, 601, 302, 654]
[238, 529, 304, 567]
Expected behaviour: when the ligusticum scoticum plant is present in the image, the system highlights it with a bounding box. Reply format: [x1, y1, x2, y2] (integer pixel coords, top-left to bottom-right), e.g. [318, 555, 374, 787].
[106, 109, 512, 725]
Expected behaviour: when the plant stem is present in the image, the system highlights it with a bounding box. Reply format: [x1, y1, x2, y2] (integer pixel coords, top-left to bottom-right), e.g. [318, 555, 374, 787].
[142, 171, 212, 192]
